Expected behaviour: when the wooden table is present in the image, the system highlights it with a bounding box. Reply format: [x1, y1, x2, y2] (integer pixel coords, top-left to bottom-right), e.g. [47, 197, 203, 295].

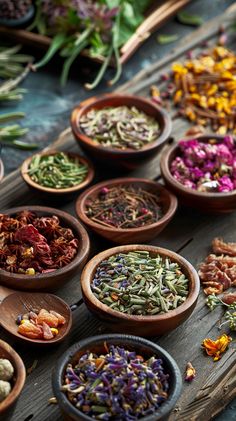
[0, 4, 236, 421]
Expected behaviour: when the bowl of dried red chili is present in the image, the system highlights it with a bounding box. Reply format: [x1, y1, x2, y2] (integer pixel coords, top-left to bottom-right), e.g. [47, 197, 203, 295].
[75, 178, 178, 244]
[71, 94, 172, 170]
[0, 206, 90, 291]
[80, 244, 200, 337]
[160, 135, 236, 213]
[52, 334, 182, 421]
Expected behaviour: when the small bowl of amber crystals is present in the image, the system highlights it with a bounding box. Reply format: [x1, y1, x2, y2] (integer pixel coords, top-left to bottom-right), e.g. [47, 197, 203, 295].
[0, 206, 90, 291]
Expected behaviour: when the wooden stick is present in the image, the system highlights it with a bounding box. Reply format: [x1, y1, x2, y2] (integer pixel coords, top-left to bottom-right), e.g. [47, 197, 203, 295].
[120, 0, 190, 64]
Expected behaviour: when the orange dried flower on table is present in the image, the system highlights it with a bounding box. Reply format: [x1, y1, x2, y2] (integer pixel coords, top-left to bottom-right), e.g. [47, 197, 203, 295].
[202, 334, 232, 361]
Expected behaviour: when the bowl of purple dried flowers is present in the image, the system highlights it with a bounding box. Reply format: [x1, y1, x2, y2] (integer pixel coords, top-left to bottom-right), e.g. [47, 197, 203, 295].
[52, 334, 182, 421]
[160, 135, 236, 213]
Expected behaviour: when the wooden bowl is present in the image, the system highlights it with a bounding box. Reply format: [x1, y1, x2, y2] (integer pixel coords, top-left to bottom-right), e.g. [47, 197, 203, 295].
[0, 291, 72, 345]
[75, 178, 178, 244]
[21, 151, 95, 196]
[0, 339, 26, 420]
[52, 334, 182, 421]
[0, 206, 90, 291]
[71, 94, 172, 170]
[80, 245, 200, 337]
[160, 135, 236, 213]
[0, 158, 4, 183]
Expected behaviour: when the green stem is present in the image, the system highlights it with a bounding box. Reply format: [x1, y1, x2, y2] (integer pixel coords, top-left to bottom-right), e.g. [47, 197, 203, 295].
[34, 33, 67, 69]
[85, 46, 113, 90]
[0, 112, 25, 123]
[108, 9, 122, 87]
[60, 27, 93, 86]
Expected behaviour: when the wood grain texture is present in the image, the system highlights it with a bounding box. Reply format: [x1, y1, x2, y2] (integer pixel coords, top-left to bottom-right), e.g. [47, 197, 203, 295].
[0, 6, 236, 420]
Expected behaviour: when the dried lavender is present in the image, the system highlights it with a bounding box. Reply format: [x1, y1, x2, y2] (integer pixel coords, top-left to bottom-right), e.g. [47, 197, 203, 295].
[80, 106, 160, 150]
[62, 345, 169, 420]
[0, 0, 32, 20]
[92, 251, 189, 315]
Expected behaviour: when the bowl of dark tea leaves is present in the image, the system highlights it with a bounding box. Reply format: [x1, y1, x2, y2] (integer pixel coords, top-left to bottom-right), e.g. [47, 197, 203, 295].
[71, 94, 172, 170]
[80, 245, 200, 336]
[76, 178, 178, 244]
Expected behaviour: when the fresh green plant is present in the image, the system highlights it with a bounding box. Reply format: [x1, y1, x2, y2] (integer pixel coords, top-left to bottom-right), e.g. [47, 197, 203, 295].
[30, 0, 152, 88]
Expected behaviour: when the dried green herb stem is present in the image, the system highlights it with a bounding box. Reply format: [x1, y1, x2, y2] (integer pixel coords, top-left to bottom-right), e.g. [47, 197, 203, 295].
[28, 152, 89, 189]
[80, 106, 160, 150]
[92, 251, 189, 315]
[86, 185, 162, 229]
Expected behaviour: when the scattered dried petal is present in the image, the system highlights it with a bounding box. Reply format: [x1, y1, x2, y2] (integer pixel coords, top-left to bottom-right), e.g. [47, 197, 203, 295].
[185, 362, 196, 382]
[202, 334, 232, 361]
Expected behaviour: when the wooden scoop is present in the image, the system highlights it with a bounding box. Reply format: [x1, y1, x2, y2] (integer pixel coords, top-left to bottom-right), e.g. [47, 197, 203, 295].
[0, 286, 72, 345]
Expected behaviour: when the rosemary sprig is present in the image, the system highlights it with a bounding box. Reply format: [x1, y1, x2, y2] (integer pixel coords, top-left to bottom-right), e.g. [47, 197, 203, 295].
[0, 112, 37, 150]
[0, 45, 33, 79]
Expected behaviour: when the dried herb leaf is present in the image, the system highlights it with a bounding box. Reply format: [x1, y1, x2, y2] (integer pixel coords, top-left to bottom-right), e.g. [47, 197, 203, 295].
[157, 34, 179, 44]
[177, 11, 203, 27]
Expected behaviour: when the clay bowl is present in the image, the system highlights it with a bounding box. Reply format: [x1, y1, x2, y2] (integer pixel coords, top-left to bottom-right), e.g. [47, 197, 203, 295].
[80, 245, 200, 337]
[21, 151, 95, 196]
[76, 178, 178, 244]
[0, 157, 4, 182]
[0, 339, 26, 420]
[52, 334, 182, 421]
[0, 206, 90, 291]
[71, 94, 172, 170]
[160, 135, 236, 213]
[0, 286, 72, 345]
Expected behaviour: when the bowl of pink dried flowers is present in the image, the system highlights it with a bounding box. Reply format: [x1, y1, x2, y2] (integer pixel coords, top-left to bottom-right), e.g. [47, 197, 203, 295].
[160, 135, 236, 213]
[0, 206, 90, 291]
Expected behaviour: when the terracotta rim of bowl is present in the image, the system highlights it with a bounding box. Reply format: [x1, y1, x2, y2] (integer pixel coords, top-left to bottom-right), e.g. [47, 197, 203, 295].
[0, 339, 26, 413]
[81, 244, 200, 322]
[52, 334, 182, 421]
[0, 206, 90, 282]
[21, 150, 95, 194]
[0, 158, 4, 182]
[160, 135, 236, 198]
[76, 177, 178, 233]
[71, 93, 172, 155]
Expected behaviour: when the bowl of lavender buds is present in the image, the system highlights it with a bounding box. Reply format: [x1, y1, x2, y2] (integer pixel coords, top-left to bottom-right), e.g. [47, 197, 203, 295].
[76, 178, 178, 244]
[80, 244, 200, 337]
[71, 94, 172, 170]
[0, 0, 35, 27]
[160, 135, 236, 213]
[52, 334, 182, 421]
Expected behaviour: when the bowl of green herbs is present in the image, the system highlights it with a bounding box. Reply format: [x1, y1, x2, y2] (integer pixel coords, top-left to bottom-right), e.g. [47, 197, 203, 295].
[71, 94, 172, 170]
[80, 244, 200, 337]
[21, 150, 95, 196]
